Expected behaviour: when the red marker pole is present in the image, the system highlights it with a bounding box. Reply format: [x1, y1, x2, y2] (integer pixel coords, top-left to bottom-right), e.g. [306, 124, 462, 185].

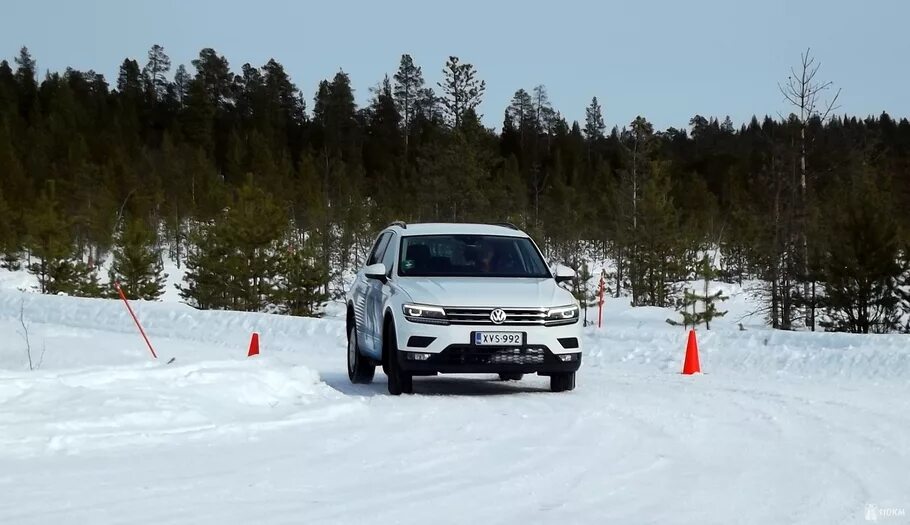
[597, 275, 605, 329]
[115, 281, 158, 359]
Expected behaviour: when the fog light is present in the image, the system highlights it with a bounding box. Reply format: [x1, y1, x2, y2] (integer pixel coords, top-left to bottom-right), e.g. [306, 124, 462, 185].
[558, 353, 579, 362]
[406, 352, 432, 361]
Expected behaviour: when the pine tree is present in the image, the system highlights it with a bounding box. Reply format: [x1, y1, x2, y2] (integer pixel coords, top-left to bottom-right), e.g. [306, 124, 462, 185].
[584, 97, 606, 141]
[0, 60, 15, 119]
[117, 59, 143, 98]
[143, 44, 171, 101]
[13, 47, 38, 119]
[181, 78, 216, 154]
[228, 179, 287, 311]
[820, 174, 908, 333]
[668, 290, 700, 329]
[50, 259, 103, 298]
[569, 261, 598, 326]
[414, 86, 440, 124]
[532, 85, 556, 135]
[506, 89, 535, 133]
[695, 254, 728, 330]
[631, 162, 682, 307]
[314, 71, 358, 161]
[26, 187, 72, 293]
[180, 177, 287, 311]
[191, 48, 233, 109]
[109, 218, 167, 300]
[668, 256, 728, 329]
[262, 59, 306, 141]
[393, 54, 425, 142]
[277, 233, 331, 317]
[180, 222, 231, 309]
[25, 186, 101, 296]
[14, 47, 37, 86]
[173, 64, 190, 102]
[438, 56, 485, 128]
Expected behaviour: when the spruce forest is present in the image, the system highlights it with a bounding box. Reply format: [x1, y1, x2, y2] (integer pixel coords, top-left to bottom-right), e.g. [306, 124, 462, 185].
[0, 45, 908, 333]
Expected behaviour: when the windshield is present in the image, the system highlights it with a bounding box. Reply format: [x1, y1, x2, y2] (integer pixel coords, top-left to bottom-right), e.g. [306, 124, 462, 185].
[398, 235, 551, 278]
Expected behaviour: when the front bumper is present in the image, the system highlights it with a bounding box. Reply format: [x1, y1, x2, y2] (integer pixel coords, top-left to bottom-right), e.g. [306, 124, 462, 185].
[397, 345, 581, 376]
[397, 317, 582, 353]
[392, 307, 583, 376]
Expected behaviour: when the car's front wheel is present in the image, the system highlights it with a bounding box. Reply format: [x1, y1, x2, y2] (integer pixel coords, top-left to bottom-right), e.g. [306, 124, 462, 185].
[549, 372, 576, 392]
[385, 323, 413, 395]
[347, 325, 375, 384]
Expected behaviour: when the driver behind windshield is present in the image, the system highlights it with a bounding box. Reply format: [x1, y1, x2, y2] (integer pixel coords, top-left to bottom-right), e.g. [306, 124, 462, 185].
[476, 241, 497, 273]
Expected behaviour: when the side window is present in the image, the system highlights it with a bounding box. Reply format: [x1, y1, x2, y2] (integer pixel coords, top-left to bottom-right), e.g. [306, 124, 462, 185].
[367, 233, 391, 266]
[381, 234, 398, 273]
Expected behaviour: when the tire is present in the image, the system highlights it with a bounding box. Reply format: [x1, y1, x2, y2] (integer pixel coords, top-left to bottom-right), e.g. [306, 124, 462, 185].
[498, 372, 524, 381]
[550, 372, 576, 392]
[385, 323, 413, 395]
[347, 325, 375, 384]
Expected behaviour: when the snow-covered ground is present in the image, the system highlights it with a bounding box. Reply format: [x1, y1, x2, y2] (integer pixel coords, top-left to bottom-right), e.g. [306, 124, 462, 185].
[1, 269, 909, 524]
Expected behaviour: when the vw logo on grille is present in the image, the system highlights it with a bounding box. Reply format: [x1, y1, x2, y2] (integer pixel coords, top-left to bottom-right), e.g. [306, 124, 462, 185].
[490, 308, 507, 324]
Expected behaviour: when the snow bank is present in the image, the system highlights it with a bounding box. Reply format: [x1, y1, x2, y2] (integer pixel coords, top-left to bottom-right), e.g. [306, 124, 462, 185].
[0, 289, 345, 370]
[2, 283, 908, 382]
[0, 264, 37, 292]
[588, 295, 910, 383]
[0, 359, 356, 458]
[0, 289, 360, 460]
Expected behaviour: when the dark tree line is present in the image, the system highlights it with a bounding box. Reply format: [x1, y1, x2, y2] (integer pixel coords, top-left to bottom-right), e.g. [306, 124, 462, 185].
[0, 45, 907, 330]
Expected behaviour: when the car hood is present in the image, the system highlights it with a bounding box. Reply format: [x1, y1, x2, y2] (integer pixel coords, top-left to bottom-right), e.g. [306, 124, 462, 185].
[398, 277, 575, 308]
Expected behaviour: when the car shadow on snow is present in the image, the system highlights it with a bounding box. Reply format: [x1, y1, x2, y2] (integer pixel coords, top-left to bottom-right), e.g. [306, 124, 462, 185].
[321, 371, 549, 397]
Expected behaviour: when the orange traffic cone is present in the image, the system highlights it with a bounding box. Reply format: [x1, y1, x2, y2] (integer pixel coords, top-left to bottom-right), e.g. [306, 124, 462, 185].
[682, 329, 701, 375]
[248, 332, 260, 357]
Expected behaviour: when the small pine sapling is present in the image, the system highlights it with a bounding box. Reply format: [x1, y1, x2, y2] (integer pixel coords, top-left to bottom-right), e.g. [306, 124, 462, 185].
[667, 255, 728, 329]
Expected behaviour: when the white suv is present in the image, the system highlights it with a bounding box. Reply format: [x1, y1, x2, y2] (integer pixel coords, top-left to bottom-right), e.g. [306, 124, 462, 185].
[345, 222, 582, 395]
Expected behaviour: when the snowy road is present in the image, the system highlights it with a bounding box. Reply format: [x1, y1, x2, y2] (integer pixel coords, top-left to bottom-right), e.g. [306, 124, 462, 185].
[1, 291, 909, 524]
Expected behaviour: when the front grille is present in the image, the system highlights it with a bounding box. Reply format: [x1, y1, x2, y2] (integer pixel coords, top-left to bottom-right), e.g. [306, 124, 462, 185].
[431, 345, 547, 365]
[444, 307, 548, 326]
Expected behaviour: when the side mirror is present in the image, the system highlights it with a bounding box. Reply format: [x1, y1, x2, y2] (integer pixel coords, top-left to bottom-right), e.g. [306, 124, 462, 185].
[554, 265, 576, 284]
[364, 263, 388, 282]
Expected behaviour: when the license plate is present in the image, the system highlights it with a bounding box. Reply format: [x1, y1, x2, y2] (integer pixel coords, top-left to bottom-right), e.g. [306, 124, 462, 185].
[473, 332, 524, 346]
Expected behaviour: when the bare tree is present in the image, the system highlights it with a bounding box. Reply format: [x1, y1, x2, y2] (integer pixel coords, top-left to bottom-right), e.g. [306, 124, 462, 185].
[18, 298, 31, 370]
[778, 48, 840, 331]
[779, 48, 841, 195]
[17, 297, 45, 370]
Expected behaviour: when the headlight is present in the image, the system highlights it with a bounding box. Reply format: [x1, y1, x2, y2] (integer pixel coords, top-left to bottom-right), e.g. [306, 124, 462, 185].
[546, 305, 579, 325]
[402, 303, 448, 324]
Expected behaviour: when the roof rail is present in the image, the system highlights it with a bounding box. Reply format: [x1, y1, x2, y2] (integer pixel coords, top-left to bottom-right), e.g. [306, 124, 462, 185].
[491, 222, 519, 230]
[386, 220, 407, 229]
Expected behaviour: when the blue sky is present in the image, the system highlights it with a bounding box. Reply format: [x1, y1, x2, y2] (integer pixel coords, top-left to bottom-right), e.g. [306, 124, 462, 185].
[2, 0, 907, 131]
